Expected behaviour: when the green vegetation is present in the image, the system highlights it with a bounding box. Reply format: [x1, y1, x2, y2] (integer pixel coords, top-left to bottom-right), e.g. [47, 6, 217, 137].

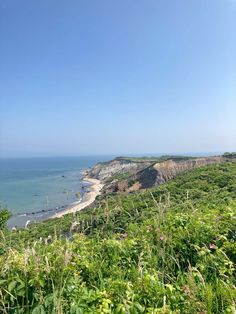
[0, 162, 236, 313]
[117, 155, 198, 163]
[0, 206, 11, 231]
[223, 152, 236, 159]
[109, 172, 132, 182]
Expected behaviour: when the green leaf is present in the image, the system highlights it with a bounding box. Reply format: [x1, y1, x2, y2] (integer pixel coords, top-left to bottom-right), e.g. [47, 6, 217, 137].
[8, 280, 17, 292]
[32, 305, 46, 314]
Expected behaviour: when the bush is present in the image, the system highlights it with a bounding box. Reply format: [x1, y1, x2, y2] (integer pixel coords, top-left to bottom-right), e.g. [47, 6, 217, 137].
[0, 207, 11, 230]
[0, 162, 236, 313]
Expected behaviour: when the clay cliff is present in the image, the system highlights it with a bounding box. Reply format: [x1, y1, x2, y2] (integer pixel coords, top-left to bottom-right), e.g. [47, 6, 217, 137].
[85, 155, 226, 194]
[85, 157, 153, 181]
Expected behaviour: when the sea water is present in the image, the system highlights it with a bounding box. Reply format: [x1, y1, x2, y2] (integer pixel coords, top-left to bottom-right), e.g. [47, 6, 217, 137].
[0, 153, 219, 228]
[0, 156, 113, 228]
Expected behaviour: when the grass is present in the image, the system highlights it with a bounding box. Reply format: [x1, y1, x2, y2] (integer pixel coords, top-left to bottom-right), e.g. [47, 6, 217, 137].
[108, 172, 133, 182]
[116, 155, 198, 163]
[0, 161, 236, 313]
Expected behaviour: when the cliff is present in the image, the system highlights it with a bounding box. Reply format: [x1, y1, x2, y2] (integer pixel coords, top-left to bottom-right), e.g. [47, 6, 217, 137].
[85, 157, 153, 181]
[86, 155, 226, 194]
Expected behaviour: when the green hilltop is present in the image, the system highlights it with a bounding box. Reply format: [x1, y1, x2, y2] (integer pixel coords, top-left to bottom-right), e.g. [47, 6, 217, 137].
[0, 161, 236, 313]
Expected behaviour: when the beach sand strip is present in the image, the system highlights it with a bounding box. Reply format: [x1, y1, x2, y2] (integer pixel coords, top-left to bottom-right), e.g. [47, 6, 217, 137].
[52, 178, 104, 218]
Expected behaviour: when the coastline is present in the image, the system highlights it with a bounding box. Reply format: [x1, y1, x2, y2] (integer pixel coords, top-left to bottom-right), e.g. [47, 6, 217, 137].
[51, 178, 104, 218]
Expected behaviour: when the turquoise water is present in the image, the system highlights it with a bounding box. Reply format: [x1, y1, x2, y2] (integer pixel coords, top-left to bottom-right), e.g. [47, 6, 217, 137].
[0, 156, 113, 228]
[0, 153, 219, 228]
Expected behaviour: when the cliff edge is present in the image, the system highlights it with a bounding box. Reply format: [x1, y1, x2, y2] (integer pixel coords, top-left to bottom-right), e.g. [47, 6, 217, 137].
[85, 155, 230, 194]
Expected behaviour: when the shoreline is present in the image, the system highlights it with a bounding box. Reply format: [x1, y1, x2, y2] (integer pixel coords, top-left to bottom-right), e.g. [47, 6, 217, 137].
[51, 178, 104, 218]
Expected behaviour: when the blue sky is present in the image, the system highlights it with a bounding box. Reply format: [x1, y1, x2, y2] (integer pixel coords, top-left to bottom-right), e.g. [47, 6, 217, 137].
[0, 0, 235, 157]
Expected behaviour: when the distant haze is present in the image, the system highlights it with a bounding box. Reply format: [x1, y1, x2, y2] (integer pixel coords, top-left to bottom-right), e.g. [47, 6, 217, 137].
[0, 0, 235, 157]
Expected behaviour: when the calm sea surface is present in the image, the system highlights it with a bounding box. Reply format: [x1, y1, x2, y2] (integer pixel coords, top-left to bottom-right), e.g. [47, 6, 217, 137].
[0, 153, 219, 228]
[0, 156, 113, 228]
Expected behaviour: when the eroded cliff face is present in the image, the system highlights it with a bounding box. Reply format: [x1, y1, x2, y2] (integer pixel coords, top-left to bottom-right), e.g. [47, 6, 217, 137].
[96, 156, 225, 194]
[140, 157, 224, 188]
[85, 158, 153, 181]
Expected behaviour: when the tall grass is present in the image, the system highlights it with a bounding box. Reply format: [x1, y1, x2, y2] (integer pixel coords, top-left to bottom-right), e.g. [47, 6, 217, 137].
[0, 162, 236, 313]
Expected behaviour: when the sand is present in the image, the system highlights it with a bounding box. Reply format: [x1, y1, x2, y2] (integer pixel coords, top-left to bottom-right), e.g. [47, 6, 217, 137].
[52, 178, 104, 218]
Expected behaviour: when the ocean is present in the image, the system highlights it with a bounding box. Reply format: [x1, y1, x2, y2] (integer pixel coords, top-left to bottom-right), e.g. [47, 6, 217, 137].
[0, 156, 113, 228]
[0, 153, 220, 228]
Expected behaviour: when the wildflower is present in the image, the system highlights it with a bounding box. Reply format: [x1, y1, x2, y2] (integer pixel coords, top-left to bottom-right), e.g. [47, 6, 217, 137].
[209, 243, 217, 249]
[121, 233, 128, 239]
[160, 235, 165, 241]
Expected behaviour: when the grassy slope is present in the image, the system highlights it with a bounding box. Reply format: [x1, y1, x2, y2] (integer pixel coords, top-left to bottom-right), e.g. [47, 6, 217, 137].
[0, 161, 236, 313]
[117, 155, 197, 163]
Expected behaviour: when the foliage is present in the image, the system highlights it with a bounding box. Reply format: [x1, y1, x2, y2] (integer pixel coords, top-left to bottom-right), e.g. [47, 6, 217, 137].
[0, 161, 236, 313]
[223, 152, 236, 159]
[117, 155, 197, 163]
[110, 172, 132, 182]
[0, 207, 11, 230]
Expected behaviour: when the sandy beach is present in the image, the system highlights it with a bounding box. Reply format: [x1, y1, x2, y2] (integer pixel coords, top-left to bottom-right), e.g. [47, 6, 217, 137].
[52, 178, 104, 218]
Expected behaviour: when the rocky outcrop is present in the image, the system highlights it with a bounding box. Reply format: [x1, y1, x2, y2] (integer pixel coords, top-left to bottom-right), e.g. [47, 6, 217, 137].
[97, 156, 225, 194]
[85, 157, 153, 182]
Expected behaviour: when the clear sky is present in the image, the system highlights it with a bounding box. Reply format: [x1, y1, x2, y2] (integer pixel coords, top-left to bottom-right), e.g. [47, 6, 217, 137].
[0, 0, 235, 157]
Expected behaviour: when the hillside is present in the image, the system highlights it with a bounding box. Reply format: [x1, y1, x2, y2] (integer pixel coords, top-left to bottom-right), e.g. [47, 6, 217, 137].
[86, 155, 225, 194]
[0, 160, 236, 313]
